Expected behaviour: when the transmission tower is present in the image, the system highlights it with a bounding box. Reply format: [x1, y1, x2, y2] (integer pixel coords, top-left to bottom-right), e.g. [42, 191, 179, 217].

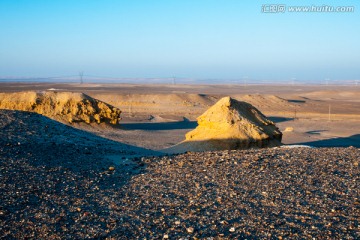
[325, 78, 330, 86]
[79, 71, 84, 84]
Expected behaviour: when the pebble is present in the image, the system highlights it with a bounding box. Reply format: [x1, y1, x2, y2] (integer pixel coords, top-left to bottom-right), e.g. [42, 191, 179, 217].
[1, 110, 359, 239]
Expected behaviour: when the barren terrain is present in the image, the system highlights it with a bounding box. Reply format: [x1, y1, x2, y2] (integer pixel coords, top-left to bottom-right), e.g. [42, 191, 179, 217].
[1, 109, 359, 239]
[1, 82, 359, 238]
[1, 82, 359, 150]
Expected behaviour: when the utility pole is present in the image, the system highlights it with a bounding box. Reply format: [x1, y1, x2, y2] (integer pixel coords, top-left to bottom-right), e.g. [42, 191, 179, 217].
[325, 78, 330, 86]
[242, 76, 249, 87]
[79, 71, 84, 84]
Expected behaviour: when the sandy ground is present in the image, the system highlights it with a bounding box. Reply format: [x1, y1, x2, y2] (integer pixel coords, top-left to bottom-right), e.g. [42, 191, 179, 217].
[1, 82, 359, 150]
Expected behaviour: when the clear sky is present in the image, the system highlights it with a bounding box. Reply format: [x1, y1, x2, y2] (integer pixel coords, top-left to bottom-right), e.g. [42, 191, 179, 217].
[0, 0, 359, 82]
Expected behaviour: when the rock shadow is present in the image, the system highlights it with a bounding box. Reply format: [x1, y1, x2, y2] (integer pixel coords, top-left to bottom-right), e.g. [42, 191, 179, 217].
[268, 116, 294, 123]
[162, 138, 282, 154]
[299, 134, 360, 148]
[121, 120, 198, 131]
[287, 99, 306, 103]
[305, 130, 328, 135]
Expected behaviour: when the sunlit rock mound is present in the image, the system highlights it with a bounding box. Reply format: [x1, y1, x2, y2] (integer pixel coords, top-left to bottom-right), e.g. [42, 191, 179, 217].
[0, 91, 121, 124]
[164, 96, 282, 153]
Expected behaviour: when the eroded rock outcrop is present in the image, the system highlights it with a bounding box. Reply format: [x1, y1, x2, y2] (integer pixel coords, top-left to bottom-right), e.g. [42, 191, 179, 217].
[0, 91, 121, 124]
[165, 97, 282, 153]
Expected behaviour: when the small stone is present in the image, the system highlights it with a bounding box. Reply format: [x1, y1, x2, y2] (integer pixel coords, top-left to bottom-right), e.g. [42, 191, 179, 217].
[175, 220, 181, 225]
[187, 227, 194, 233]
[229, 227, 236, 232]
[163, 234, 169, 239]
[76, 207, 81, 212]
[109, 166, 115, 171]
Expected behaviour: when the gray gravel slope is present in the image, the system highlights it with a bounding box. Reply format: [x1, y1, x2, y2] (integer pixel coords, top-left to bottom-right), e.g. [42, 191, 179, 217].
[0, 110, 359, 239]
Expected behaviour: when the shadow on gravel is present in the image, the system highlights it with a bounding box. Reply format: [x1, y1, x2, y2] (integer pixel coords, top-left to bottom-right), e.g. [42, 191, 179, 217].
[0, 110, 159, 239]
[121, 120, 198, 130]
[300, 134, 360, 147]
[0, 110, 160, 190]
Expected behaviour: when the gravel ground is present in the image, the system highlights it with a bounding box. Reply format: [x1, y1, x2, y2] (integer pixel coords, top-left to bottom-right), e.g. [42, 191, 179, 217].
[1, 110, 359, 239]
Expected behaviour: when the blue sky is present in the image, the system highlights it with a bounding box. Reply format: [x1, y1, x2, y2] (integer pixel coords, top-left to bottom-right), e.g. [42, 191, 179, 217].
[0, 0, 359, 81]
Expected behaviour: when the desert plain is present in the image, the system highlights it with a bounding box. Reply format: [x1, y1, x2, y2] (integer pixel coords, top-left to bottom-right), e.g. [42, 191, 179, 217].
[0, 82, 359, 239]
[1, 82, 359, 150]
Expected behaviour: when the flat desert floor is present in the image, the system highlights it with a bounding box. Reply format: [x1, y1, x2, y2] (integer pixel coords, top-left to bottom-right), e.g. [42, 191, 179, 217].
[1, 82, 359, 150]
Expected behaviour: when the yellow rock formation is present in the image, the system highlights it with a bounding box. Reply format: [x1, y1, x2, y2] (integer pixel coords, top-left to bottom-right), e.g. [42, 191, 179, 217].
[0, 91, 121, 124]
[166, 97, 282, 153]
